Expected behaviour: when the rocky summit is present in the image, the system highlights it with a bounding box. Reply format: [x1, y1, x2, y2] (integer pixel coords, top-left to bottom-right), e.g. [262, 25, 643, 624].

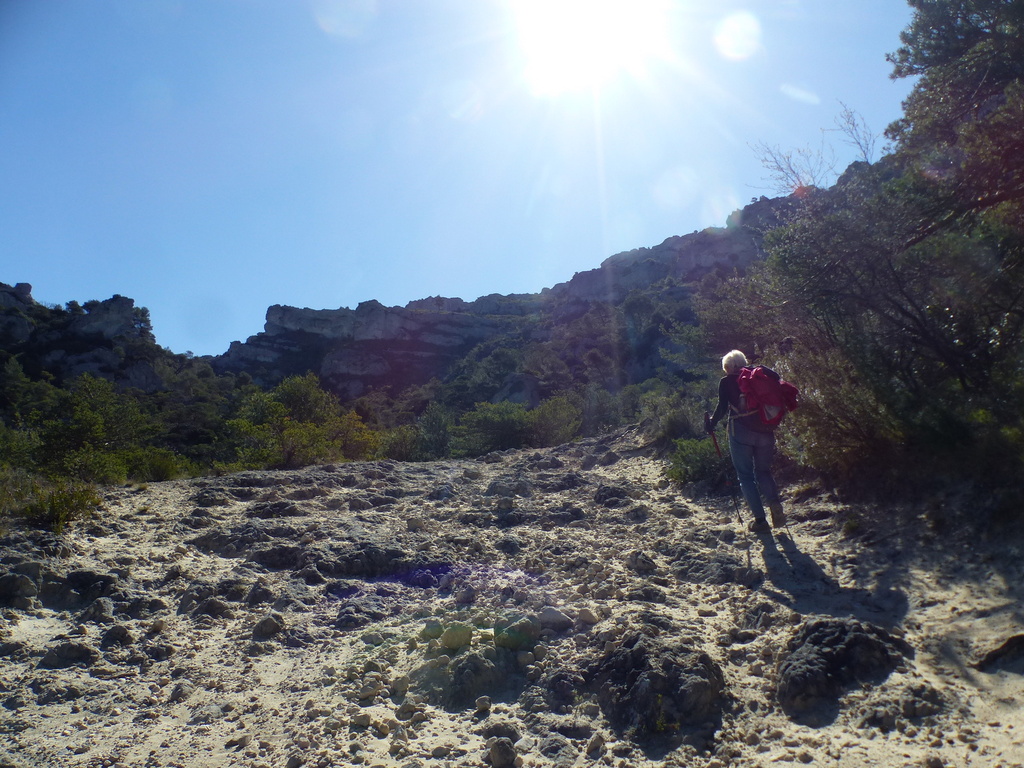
[209, 194, 797, 397]
[2, 430, 1022, 767]
[1, 194, 799, 402]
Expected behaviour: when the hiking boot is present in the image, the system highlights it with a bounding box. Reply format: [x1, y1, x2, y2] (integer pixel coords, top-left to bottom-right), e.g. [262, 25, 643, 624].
[748, 518, 770, 534]
[769, 502, 787, 528]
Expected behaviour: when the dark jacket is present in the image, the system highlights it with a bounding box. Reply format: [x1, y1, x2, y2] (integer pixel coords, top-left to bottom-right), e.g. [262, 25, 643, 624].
[710, 367, 779, 434]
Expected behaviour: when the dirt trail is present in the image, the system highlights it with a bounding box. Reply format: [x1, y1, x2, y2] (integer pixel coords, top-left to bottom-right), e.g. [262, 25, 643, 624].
[2, 431, 1023, 767]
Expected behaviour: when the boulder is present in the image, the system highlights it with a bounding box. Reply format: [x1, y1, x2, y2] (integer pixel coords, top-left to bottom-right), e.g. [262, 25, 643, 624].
[494, 616, 541, 651]
[39, 641, 100, 669]
[585, 627, 726, 738]
[776, 616, 913, 720]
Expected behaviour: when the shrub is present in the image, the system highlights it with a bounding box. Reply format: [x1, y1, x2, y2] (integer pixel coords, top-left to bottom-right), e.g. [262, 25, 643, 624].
[457, 401, 530, 455]
[60, 448, 129, 485]
[527, 395, 582, 447]
[121, 446, 197, 482]
[666, 437, 728, 487]
[418, 402, 453, 459]
[0, 467, 101, 533]
[0, 422, 39, 470]
[580, 383, 622, 437]
[379, 425, 420, 461]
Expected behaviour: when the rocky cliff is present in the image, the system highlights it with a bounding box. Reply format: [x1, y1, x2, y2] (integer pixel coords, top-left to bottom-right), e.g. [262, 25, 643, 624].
[213, 299, 538, 400]
[2, 194, 798, 400]
[210, 194, 798, 399]
[0, 283, 166, 391]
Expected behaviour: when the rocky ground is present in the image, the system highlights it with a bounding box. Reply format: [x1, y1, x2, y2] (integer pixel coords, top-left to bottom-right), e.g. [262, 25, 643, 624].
[2, 427, 1024, 768]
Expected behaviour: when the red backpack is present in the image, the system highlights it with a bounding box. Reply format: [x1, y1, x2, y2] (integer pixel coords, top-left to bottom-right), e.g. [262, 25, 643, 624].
[735, 366, 799, 427]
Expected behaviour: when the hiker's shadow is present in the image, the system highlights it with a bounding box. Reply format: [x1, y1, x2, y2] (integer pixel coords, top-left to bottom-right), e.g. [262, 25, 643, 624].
[755, 532, 908, 627]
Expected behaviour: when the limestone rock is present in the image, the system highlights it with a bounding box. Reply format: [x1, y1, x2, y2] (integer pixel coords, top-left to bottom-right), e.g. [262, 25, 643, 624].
[39, 641, 100, 669]
[585, 626, 726, 738]
[776, 616, 913, 720]
[489, 737, 517, 768]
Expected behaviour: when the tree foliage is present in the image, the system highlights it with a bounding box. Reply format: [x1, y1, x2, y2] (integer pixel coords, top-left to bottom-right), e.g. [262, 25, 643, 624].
[698, 1, 1024, 491]
[222, 373, 377, 470]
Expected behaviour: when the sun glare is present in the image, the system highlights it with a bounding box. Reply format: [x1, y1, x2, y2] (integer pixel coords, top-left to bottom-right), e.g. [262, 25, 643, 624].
[511, 0, 672, 97]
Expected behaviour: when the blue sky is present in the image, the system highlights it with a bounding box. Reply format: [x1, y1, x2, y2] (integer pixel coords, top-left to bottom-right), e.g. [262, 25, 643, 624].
[0, 0, 915, 356]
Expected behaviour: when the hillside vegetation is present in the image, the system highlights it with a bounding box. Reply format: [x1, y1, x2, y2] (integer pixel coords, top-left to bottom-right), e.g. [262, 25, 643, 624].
[2, 0, 1023, 529]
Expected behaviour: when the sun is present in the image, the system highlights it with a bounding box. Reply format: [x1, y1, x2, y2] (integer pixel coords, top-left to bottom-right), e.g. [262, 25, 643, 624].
[510, 0, 672, 98]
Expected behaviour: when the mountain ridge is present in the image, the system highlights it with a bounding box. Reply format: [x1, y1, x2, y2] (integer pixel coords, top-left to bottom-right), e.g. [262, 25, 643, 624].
[2, 193, 798, 403]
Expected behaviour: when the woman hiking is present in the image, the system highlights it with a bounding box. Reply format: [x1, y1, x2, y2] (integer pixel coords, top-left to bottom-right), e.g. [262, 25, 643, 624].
[706, 349, 786, 534]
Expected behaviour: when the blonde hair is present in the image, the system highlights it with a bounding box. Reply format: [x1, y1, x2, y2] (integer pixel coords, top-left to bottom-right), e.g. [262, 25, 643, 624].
[722, 349, 748, 374]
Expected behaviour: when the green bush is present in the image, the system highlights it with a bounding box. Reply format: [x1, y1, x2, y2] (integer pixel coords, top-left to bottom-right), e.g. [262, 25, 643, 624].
[580, 383, 622, 437]
[457, 401, 530, 455]
[379, 425, 420, 461]
[0, 467, 101, 533]
[418, 402, 453, 459]
[121, 446, 197, 482]
[527, 395, 582, 447]
[60, 447, 129, 485]
[220, 376, 379, 469]
[666, 437, 727, 486]
[0, 422, 39, 470]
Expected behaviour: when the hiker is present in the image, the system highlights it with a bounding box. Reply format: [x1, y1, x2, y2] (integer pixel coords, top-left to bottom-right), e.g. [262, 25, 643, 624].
[706, 349, 786, 533]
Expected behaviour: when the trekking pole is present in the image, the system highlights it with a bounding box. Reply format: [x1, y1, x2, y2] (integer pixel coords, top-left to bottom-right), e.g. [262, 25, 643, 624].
[705, 412, 742, 524]
[704, 412, 722, 459]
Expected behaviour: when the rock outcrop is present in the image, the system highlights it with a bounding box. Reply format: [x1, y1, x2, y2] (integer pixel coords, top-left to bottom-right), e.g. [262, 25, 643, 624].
[0, 283, 165, 391]
[3, 194, 799, 399]
[210, 194, 799, 398]
[213, 299, 533, 399]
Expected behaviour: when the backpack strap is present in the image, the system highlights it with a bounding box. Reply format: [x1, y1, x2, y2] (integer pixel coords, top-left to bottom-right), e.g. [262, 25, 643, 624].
[727, 403, 758, 435]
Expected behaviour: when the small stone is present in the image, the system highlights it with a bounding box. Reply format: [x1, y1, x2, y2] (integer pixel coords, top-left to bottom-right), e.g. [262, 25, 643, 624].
[494, 616, 541, 650]
[253, 612, 285, 639]
[39, 641, 99, 669]
[537, 606, 573, 632]
[440, 623, 473, 651]
[475, 696, 492, 712]
[391, 675, 410, 697]
[489, 737, 517, 768]
[357, 683, 379, 700]
[101, 624, 134, 647]
[577, 607, 601, 625]
[79, 597, 115, 623]
[585, 733, 606, 757]
[421, 619, 444, 639]
[169, 681, 195, 703]
[225, 734, 252, 749]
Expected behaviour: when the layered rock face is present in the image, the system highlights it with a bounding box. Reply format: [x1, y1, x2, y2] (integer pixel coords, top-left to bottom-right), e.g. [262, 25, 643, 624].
[2, 194, 796, 399]
[211, 195, 796, 398]
[0, 283, 163, 390]
[213, 299, 530, 399]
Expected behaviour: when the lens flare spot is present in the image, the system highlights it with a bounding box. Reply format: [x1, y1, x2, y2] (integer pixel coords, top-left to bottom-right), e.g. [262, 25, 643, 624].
[780, 83, 821, 105]
[701, 190, 742, 228]
[312, 0, 377, 38]
[713, 12, 761, 61]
